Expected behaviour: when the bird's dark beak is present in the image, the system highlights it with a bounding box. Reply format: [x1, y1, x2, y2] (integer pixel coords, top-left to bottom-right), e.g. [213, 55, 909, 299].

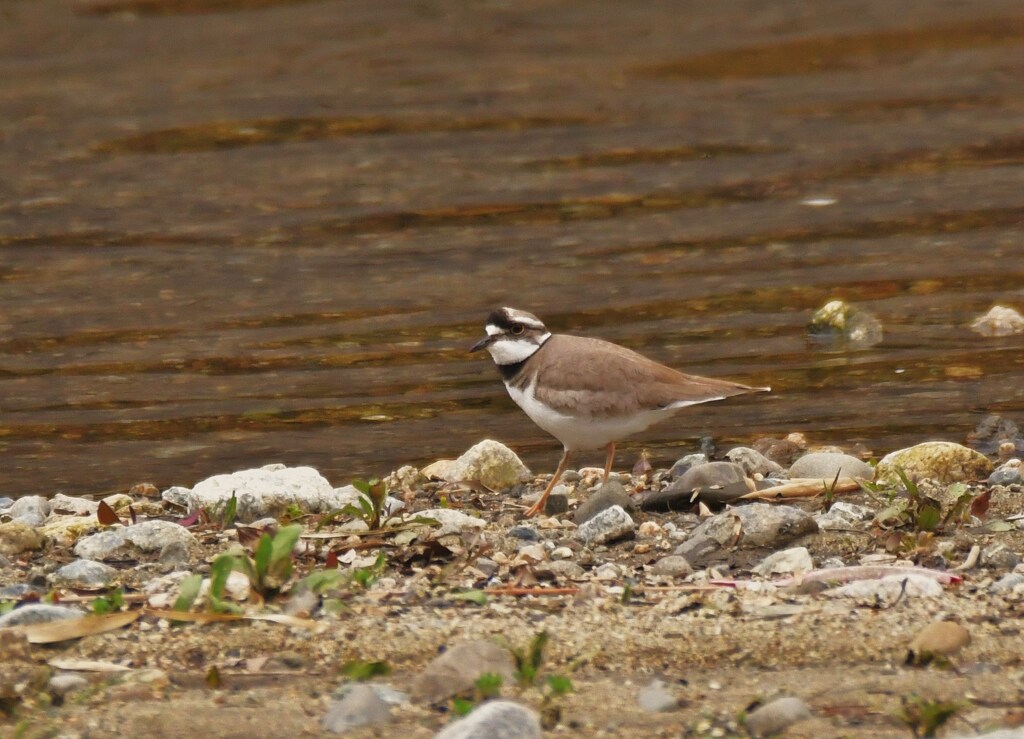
[470, 335, 494, 353]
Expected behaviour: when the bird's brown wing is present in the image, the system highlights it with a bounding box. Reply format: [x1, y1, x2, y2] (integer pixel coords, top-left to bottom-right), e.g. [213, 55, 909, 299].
[525, 334, 763, 420]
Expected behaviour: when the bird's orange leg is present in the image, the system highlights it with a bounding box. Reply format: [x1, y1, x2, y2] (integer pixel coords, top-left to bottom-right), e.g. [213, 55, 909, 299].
[524, 449, 572, 517]
[602, 442, 616, 482]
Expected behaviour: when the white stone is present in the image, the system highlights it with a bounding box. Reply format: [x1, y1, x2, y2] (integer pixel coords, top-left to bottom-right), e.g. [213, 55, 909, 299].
[575, 505, 635, 547]
[444, 440, 532, 491]
[74, 520, 198, 561]
[753, 547, 814, 577]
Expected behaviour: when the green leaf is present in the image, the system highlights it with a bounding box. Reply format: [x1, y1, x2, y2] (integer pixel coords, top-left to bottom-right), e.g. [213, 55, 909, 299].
[475, 672, 503, 699]
[916, 502, 941, 532]
[253, 534, 273, 580]
[222, 493, 238, 529]
[173, 574, 203, 612]
[528, 630, 549, 672]
[302, 569, 345, 594]
[450, 590, 489, 606]
[546, 674, 573, 696]
[340, 660, 392, 681]
[209, 554, 238, 600]
[270, 524, 302, 565]
[352, 479, 371, 496]
[451, 697, 475, 717]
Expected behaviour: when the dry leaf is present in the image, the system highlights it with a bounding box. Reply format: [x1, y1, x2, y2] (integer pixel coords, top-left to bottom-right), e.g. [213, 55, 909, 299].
[8, 611, 140, 644]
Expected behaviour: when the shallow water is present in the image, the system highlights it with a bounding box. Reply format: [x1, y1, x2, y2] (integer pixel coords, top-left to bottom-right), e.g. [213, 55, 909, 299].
[2, 0, 1024, 496]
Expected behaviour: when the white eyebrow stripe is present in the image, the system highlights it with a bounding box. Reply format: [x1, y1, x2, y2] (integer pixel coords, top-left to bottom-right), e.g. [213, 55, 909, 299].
[485, 324, 502, 336]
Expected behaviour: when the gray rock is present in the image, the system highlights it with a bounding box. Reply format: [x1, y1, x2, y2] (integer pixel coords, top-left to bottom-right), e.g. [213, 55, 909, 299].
[49, 493, 99, 516]
[412, 640, 516, 705]
[0, 497, 14, 511]
[0, 604, 84, 627]
[725, 447, 786, 477]
[543, 492, 569, 515]
[744, 696, 812, 737]
[637, 679, 679, 712]
[875, 442, 993, 486]
[814, 501, 874, 531]
[574, 505, 635, 547]
[642, 462, 750, 511]
[574, 481, 633, 525]
[989, 573, 1024, 594]
[983, 544, 1020, 570]
[474, 557, 499, 577]
[74, 520, 198, 561]
[790, 452, 874, 481]
[825, 574, 943, 604]
[8, 496, 51, 527]
[49, 674, 89, 698]
[807, 299, 883, 347]
[752, 547, 813, 577]
[434, 700, 542, 739]
[535, 560, 585, 580]
[669, 453, 708, 479]
[649, 555, 693, 578]
[988, 466, 1023, 486]
[445, 440, 532, 491]
[508, 526, 539, 541]
[51, 559, 118, 590]
[675, 504, 817, 563]
[321, 683, 394, 732]
[159, 541, 191, 569]
[413, 509, 486, 538]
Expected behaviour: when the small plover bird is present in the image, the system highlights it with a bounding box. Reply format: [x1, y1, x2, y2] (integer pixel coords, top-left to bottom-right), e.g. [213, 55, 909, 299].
[471, 307, 769, 516]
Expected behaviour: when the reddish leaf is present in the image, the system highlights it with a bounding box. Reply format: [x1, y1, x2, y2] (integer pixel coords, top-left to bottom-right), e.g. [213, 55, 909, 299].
[128, 505, 138, 525]
[971, 490, 991, 519]
[177, 508, 204, 528]
[97, 501, 121, 526]
[235, 524, 263, 549]
[324, 549, 339, 569]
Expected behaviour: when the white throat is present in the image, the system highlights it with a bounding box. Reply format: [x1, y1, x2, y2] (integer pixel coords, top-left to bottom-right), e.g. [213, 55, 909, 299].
[487, 332, 551, 365]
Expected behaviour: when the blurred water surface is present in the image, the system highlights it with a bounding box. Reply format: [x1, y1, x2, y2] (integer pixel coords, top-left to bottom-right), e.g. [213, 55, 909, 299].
[2, 0, 1024, 496]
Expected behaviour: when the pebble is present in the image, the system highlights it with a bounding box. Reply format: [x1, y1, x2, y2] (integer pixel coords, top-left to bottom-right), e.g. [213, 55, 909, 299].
[807, 299, 883, 347]
[535, 560, 585, 580]
[574, 505, 635, 547]
[815, 501, 874, 530]
[875, 441, 993, 486]
[543, 491, 569, 514]
[574, 481, 633, 525]
[744, 696, 812, 737]
[8, 495, 51, 527]
[48, 673, 90, 698]
[74, 520, 199, 561]
[970, 304, 1024, 337]
[642, 462, 751, 511]
[0, 521, 44, 556]
[649, 555, 693, 578]
[414, 509, 486, 538]
[0, 604, 84, 628]
[668, 453, 708, 479]
[637, 679, 679, 712]
[983, 544, 1020, 570]
[789, 452, 874, 481]
[906, 621, 971, 665]
[51, 559, 119, 590]
[593, 562, 623, 580]
[752, 547, 813, 577]
[637, 521, 662, 537]
[321, 683, 394, 732]
[445, 440, 532, 491]
[551, 546, 573, 560]
[412, 640, 516, 705]
[433, 700, 542, 739]
[725, 447, 786, 477]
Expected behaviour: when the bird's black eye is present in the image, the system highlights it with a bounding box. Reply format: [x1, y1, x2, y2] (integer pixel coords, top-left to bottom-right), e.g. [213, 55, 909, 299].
[510, 323, 525, 336]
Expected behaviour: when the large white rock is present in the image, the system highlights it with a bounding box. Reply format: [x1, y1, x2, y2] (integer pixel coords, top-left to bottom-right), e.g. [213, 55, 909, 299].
[164, 464, 362, 522]
[875, 442, 993, 486]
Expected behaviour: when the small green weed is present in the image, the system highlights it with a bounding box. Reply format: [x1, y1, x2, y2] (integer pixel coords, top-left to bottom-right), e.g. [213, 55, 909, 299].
[895, 694, 966, 737]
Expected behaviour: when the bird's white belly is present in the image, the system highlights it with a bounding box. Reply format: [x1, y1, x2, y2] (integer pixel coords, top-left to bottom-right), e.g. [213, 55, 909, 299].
[505, 378, 678, 451]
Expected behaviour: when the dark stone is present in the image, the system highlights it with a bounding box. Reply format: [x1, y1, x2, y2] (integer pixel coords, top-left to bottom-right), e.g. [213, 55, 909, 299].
[508, 525, 539, 541]
[574, 481, 633, 525]
[641, 462, 750, 511]
[544, 492, 569, 515]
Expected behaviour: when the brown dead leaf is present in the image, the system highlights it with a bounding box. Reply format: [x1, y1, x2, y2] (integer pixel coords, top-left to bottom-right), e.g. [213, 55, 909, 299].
[97, 500, 122, 526]
[8, 610, 140, 644]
